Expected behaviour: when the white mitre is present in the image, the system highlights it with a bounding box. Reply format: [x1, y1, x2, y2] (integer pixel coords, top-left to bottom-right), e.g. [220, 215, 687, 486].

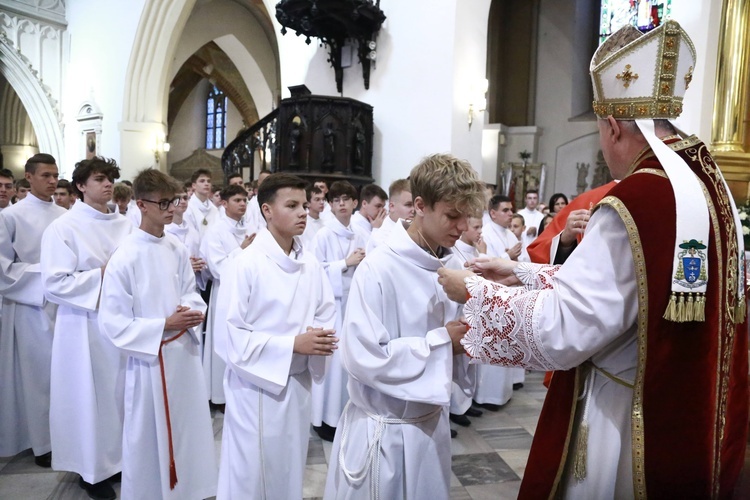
[590, 20, 744, 323]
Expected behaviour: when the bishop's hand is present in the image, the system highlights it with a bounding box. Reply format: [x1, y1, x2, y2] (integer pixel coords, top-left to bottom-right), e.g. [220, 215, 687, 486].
[467, 256, 521, 286]
[437, 268, 475, 304]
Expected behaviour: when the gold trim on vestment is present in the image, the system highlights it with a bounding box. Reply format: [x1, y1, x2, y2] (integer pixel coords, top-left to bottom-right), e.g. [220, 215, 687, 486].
[595, 195, 649, 500]
[632, 168, 668, 178]
[548, 368, 581, 499]
[696, 179, 722, 495]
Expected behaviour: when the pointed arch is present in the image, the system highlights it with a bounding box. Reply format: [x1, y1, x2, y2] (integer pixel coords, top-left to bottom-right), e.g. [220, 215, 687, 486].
[0, 34, 62, 160]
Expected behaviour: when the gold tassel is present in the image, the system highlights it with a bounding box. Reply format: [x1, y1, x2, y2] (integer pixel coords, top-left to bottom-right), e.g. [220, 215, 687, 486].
[677, 293, 687, 322]
[663, 293, 678, 321]
[573, 421, 588, 482]
[685, 294, 694, 322]
[694, 294, 706, 322]
[735, 300, 746, 324]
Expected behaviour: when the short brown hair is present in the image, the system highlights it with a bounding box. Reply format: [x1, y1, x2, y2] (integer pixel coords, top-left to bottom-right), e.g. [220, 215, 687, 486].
[113, 182, 133, 202]
[327, 181, 357, 202]
[133, 169, 180, 200]
[190, 168, 211, 184]
[72, 157, 121, 199]
[220, 185, 247, 201]
[257, 173, 307, 219]
[409, 154, 484, 216]
[360, 184, 387, 203]
[25, 153, 56, 174]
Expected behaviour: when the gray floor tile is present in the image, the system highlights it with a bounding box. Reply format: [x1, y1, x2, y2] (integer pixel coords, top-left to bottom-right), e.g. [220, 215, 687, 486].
[476, 427, 534, 450]
[451, 452, 519, 486]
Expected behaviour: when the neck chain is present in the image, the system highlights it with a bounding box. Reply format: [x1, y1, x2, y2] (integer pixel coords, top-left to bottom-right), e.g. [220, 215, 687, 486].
[416, 228, 446, 267]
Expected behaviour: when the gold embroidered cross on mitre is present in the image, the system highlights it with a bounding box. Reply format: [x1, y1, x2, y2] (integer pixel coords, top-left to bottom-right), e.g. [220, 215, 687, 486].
[616, 64, 638, 88]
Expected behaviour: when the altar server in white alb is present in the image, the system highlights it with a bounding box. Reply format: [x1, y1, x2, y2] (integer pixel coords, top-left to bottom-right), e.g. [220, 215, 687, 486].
[324, 154, 484, 499]
[165, 188, 208, 290]
[471, 194, 518, 410]
[217, 173, 337, 499]
[243, 168, 271, 234]
[350, 183, 388, 236]
[0, 154, 66, 467]
[448, 215, 485, 428]
[184, 168, 219, 237]
[366, 178, 415, 253]
[200, 184, 255, 407]
[41, 158, 132, 500]
[311, 180, 369, 441]
[99, 169, 217, 500]
[300, 184, 327, 251]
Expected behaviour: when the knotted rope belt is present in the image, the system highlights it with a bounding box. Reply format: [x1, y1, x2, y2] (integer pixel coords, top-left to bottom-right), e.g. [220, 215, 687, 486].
[338, 400, 443, 500]
[158, 328, 188, 490]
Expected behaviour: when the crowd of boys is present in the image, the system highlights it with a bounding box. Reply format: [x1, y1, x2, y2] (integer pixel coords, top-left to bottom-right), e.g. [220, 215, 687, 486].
[1, 151, 522, 500]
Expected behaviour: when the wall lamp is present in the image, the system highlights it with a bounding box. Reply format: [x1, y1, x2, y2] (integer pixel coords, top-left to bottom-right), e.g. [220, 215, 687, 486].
[153, 132, 171, 165]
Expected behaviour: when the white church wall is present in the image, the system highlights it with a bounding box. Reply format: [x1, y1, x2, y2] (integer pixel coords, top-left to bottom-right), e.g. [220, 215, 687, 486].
[534, 0, 598, 199]
[63, 0, 146, 177]
[451, 0, 493, 178]
[554, 131, 600, 200]
[267, 0, 481, 189]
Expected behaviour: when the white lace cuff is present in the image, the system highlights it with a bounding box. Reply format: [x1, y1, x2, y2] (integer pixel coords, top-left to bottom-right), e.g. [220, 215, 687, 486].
[460, 275, 561, 371]
[513, 262, 560, 289]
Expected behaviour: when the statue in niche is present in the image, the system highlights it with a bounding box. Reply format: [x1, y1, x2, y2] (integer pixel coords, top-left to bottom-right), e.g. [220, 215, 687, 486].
[576, 162, 589, 195]
[323, 122, 335, 169]
[289, 116, 302, 167]
[352, 121, 365, 175]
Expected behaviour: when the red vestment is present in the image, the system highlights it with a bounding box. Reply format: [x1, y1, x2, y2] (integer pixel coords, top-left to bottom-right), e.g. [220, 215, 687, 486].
[519, 138, 749, 499]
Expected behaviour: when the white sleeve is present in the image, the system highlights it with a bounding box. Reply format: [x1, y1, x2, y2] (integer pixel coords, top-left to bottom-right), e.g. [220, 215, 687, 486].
[41, 224, 102, 312]
[462, 206, 638, 370]
[98, 257, 165, 363]
[0, 213, 43, 305]
[341, 263, 454, 406]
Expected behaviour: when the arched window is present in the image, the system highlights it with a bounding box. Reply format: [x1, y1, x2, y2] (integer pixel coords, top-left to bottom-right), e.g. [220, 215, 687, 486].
[206, 85, 227, 150]
[599, 0, 672, 44]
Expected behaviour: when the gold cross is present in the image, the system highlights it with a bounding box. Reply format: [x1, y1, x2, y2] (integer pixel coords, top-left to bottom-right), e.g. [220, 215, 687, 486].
[616, 64, 639, 88]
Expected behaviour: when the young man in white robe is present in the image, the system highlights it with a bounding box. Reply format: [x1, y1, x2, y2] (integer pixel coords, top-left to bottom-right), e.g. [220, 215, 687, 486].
[165, 189, 207, 287]
[41, 158, 133, 500]
[324, 153, 484, 499]
[367, 179, 415, 253]
[351, 183, 387, 236]
[98, 169, 217, 500]
[516, 189, 544, 243]
[311, 180, 369, 441]
[300, 184, 326, 251]
[511, 213, 531, 263]
[243, 168, 271, 234]
[0, 168, 13, 213]
[472, 194, 518, 410]
[0, 154, 66, 467]
[184, 169, 219, 238]
[200, 184, 254, 408]
[217, 173, 337, 499]
[448, 216, 486, 428]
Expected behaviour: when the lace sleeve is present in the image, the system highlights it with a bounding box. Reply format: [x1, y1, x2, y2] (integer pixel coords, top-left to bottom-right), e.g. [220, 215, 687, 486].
[513, 262, 560, 289]
[460, 275, 562, 371]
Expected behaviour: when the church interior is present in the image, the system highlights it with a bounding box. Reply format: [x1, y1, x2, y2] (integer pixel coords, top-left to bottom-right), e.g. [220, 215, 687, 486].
[2, 0, 750, 498]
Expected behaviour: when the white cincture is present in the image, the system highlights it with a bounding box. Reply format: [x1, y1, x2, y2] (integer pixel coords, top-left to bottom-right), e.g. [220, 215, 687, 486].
[338, 401, 442, 500]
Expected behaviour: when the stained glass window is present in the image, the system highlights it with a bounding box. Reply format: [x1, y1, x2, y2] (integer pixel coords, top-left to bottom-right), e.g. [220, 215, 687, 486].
[599, 0, 672, 44]
[206, 85, 227, 150]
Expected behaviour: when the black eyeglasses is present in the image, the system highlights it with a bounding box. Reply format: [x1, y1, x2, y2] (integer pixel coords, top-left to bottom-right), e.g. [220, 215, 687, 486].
[140, 197, 181, 211]
[331, 195, 352, 204]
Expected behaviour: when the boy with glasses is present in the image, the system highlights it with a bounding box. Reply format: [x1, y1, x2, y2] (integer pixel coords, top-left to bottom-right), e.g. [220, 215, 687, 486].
[311, 181, 368, 441]
[99, 169, 217, 499]
[200, 185, 255, 409]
